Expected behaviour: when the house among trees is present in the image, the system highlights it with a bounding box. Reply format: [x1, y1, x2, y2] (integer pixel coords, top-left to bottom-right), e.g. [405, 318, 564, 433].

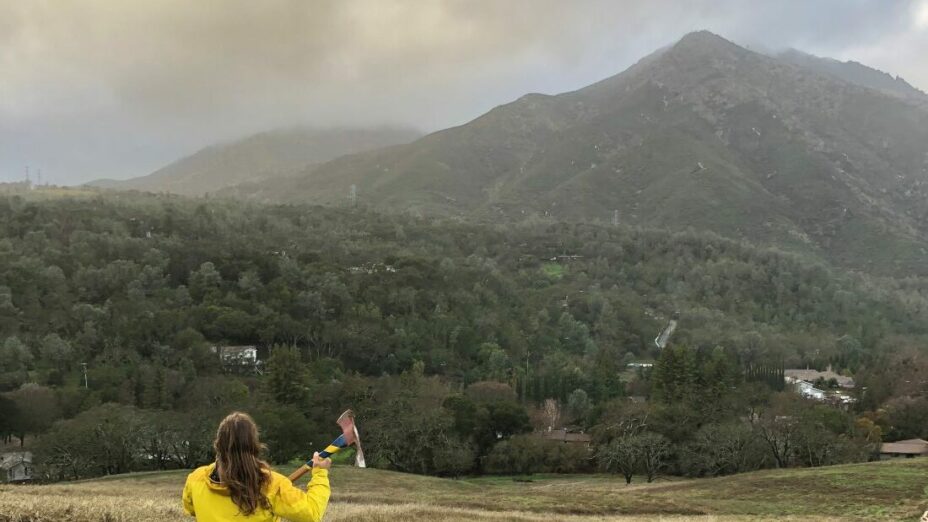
[879, 439, 928, 460]
[784, 366, 856, 406]
[211, 345, 259, 372]
[540, 428, 592, 446]
[784, 367, 855, 388]
[787, 378, 827, 401]
[1, 451, 33, 483]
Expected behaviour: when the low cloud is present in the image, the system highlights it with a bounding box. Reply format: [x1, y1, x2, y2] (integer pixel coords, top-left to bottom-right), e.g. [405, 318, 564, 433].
[1, 0, 924, 184]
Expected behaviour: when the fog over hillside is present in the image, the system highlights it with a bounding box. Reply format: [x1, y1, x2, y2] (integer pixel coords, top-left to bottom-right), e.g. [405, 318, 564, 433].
[2, 0, 926, 185]
[88, 127, 421, 196]
[238, 32, 928, 276]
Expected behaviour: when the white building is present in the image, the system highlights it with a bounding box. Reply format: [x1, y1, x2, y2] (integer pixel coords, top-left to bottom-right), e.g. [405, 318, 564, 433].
[211, 345, 259, 373]
[211, 345, 256, 362]
[784, 367, 855, 388]
[786, 376, 826, 401]
[1, 452, 33, 483]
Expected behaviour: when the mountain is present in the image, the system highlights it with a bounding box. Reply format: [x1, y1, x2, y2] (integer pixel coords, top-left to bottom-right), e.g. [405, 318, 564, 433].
[238, 32, 928, 275]
[778, 49, 927, 102]
[89, 127, 420, 196]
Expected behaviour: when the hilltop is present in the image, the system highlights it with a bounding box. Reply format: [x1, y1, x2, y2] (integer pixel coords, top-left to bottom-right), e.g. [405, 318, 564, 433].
[88, 127, 420, 196]
[236, 31, 928, 275]
[2, 459, 927, 521]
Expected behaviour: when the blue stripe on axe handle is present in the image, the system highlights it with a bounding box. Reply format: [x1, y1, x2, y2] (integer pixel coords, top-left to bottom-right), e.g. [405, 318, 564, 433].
[288, 409, 365, 482]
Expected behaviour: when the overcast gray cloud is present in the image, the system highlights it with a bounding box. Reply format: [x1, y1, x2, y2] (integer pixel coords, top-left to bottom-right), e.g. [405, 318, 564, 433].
[1, 0, 926, 184]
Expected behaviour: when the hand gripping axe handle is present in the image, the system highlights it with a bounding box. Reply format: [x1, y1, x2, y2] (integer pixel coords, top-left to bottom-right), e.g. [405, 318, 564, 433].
[288, 409, 365, 482]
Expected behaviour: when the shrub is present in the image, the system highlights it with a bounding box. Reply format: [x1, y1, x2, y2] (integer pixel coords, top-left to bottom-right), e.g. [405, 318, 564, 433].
[485, 434, 592, 475]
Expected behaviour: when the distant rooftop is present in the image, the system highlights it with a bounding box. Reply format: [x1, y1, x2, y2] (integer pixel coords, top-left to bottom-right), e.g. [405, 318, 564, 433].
[0, 451, 32, 470]
[785, 368, 854, 388]
[880, 440, 928, 455]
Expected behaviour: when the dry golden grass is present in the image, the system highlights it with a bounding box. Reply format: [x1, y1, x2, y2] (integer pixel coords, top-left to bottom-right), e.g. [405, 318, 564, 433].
[0, 489, 841, 522]
[2, 459, 927, 521]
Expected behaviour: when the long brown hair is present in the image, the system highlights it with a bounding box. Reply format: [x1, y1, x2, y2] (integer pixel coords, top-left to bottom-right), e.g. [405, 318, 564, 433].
[213, 412, 272, 515]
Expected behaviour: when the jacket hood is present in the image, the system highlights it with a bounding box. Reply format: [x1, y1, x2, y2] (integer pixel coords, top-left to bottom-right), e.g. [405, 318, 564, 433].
[197, 462, 279, 496]
[192, 463, 231, 496]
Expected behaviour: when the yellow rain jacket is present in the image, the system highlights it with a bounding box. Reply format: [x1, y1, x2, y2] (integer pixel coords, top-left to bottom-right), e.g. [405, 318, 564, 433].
[182, 463, 330, 522]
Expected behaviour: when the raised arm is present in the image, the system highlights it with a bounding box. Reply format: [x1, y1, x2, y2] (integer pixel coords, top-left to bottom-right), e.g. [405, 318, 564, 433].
[271, 453, 332, 522]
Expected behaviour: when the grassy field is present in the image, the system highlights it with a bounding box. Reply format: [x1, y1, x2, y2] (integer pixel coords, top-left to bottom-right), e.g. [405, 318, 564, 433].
[2, 459, 928, 521]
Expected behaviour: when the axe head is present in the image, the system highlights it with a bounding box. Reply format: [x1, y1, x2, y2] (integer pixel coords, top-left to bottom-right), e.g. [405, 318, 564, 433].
[336, 409, 366, 468]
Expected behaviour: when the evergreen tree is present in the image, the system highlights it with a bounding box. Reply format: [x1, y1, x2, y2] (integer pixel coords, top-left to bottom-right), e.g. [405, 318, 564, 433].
[265, 345, 309, 406]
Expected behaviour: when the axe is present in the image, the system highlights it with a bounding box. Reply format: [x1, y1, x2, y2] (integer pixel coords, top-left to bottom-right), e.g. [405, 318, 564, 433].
[288, 409, 365, 482]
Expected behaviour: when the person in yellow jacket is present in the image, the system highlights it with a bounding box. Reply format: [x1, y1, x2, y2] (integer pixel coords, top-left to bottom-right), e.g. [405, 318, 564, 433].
[182, 412, 331, 522]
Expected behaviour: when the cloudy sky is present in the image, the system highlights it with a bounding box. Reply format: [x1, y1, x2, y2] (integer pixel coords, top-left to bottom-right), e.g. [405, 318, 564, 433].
[2, 0, 927, 185]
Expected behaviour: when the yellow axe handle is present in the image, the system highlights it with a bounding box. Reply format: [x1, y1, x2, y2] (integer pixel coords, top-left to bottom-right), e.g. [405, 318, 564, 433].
[288, 464, 311, 482]
[288, 438, 345, 482]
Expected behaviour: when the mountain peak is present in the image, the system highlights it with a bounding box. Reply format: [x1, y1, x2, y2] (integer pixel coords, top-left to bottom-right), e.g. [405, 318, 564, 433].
[673, 30, 739, 51]
[665, 30, 750, 64]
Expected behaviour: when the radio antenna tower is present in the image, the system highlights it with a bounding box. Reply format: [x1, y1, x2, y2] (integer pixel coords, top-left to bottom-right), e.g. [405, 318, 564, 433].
[348, 184, 358, 207]
[612, 209, 619, 226]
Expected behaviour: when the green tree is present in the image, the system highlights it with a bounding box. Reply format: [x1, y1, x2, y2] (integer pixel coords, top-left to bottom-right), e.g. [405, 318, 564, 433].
[265, 345, 309, 406]
[0, 394, 17, 443]
[484, 434, 547, 475]
[40, 334, 72, 371]
[173, 327, 218, 375]
[5, 383, 60, 446]
[473, 401, 532, 459]
[478, 342, 510, 381]
[156, 410, 217, 469]
[443, 394, 478, 439]
[36, 403, 144, 479]
[189, 261, 222, 301]
[682, 422, 763, 477]
[365, 405, 474, 476]
[567, 388, 591, 423]
[255, 404, 317, 464]
[651, 345, 698, 405]
[0, 336, 33, 371]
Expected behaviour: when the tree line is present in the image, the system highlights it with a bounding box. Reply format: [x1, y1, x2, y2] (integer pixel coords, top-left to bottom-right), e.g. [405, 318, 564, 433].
[0, 193, 926, 480]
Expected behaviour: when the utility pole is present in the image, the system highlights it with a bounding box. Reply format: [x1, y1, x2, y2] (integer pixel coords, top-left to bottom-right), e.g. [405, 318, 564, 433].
[80, 362, 89, 389]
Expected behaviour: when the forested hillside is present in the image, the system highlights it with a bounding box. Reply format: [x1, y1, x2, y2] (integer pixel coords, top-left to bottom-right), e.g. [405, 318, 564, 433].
[238, 32, 928, 277]
[1, 192, 927, 480]
[89, 127, 420, 196]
